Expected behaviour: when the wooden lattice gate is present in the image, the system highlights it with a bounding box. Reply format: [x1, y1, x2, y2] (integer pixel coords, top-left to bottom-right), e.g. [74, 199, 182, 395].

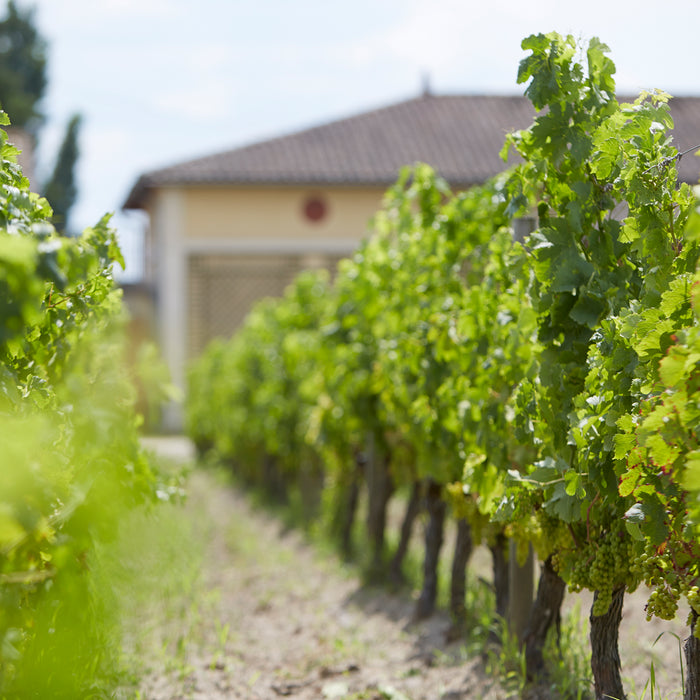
[187, 253, 343, 359]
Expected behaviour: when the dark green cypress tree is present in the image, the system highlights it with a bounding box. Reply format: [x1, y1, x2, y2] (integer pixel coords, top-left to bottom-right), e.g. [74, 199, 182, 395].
[0, 0, 47, 134]
[43, 113, 81, 233]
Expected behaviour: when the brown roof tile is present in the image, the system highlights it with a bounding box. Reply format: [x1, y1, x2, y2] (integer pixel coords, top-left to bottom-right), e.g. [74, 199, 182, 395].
[124, 94, 700, 210]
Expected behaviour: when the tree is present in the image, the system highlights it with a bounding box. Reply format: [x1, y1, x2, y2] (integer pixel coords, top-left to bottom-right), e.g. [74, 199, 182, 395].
[44, 113, 81, 233]
[0, 2, 82, 233]
[0, 0, 47, 135]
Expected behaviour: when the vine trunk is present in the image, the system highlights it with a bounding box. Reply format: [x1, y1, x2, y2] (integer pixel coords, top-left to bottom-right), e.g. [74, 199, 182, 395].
[523, 555, 565, 682]
[337, 455, 363, 558]
[389, 480, 422, 586]
[365, 441, 394, 576]
[685, 610, 700, 700]
[414, 479, 445, 620]
[447, 517, 473, 638]
[490, 533, 509, 621]
[590, 586, 626, 700]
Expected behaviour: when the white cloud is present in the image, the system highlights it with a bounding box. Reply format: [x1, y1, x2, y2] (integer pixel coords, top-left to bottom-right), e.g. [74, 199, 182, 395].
[102, 0, 178, 15]
[71, 125, 133, 227]
[338, 0, 700, 94]
[337, 0, 559, 90]
[84, 124, 131, 167]
[34, 0, 185, 25]
[189, 44, 236, 72]
[151, 79, 236, 122]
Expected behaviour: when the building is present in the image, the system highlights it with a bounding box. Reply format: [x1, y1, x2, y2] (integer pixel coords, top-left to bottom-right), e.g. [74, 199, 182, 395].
[123, 93, 700, 430]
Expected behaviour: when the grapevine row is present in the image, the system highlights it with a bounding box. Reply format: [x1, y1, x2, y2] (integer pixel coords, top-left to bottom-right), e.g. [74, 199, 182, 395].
[187, 33, 700, 700]
[0, 112, 172, 696]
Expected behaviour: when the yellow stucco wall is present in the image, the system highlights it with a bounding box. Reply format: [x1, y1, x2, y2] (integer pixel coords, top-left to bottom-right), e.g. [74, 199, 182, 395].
[139, 182, 389, 429]
[179, 185, 385, 241]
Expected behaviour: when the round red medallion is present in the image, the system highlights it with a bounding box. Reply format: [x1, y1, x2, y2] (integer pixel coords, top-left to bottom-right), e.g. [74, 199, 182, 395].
[303, 196, 327, 222]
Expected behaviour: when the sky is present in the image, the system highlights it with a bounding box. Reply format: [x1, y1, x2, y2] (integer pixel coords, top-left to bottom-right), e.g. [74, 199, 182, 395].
[11, 0, 700, 280]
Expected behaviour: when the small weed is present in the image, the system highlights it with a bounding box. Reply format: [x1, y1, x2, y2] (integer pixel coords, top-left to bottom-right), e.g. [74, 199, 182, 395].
[484, 618, 527, 697]
[402, 667, 421, 678]
[625, 631, 685, 700]
[542, 600, 592, 700]
[90, 460, 210, 694]
[377, 684, 413, 700]
[209, 620, 230, 670]
[461, 574, 497, 651]
[247, 670, 262, 687]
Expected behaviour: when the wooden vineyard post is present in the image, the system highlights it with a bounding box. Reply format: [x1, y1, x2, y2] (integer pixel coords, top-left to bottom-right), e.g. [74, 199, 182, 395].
[512, 215, 537, 244]
[508, 540, 534, 643]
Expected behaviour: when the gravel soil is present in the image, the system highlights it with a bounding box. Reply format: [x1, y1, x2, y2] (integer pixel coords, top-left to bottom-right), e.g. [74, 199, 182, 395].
[136, 437, 690, 700]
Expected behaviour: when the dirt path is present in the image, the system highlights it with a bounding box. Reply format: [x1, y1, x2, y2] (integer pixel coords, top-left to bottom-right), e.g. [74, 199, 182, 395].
[136, 437, 689, 700]
[137, 467, 502, 699]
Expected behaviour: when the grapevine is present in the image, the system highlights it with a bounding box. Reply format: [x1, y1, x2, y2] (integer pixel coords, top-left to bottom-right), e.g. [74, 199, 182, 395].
[185, 32, 700, 700]
[0, 111, 171, 696]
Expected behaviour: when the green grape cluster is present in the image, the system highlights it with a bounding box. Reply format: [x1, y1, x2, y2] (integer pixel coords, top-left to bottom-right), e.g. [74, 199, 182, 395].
[446, 482, 475, 522]
[560, 530, 635, 616]
[687, 589, 700, 639]
[629, 542, 666, 588]
[632, 541, 694, 622]
[688, 586, 700, 615]
[646, 586, 680, 621]
[446, 484, 493, 543]
[535, 514, 572, 562]
[504, 508, 567, 564]
[501, 488, 538, 523]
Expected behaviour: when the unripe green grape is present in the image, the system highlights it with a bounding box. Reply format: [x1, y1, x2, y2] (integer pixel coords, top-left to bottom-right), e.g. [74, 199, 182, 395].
[688, 586, 700, 615]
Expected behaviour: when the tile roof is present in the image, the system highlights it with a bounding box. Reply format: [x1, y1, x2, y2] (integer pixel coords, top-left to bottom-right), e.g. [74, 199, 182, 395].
[123, 94, 700, 210]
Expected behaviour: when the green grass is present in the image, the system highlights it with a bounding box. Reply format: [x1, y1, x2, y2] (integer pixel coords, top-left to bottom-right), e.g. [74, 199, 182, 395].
[89, 459, 211, 697]
[541, 601, 594, 700]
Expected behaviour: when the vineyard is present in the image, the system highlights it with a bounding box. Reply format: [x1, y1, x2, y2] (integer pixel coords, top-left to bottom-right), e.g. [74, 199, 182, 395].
[2, 29, 700, 700]
[187, 33, 700, 700]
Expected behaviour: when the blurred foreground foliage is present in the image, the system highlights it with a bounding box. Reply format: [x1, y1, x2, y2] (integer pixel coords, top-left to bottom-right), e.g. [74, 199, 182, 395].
[0, 111, 177, 697]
